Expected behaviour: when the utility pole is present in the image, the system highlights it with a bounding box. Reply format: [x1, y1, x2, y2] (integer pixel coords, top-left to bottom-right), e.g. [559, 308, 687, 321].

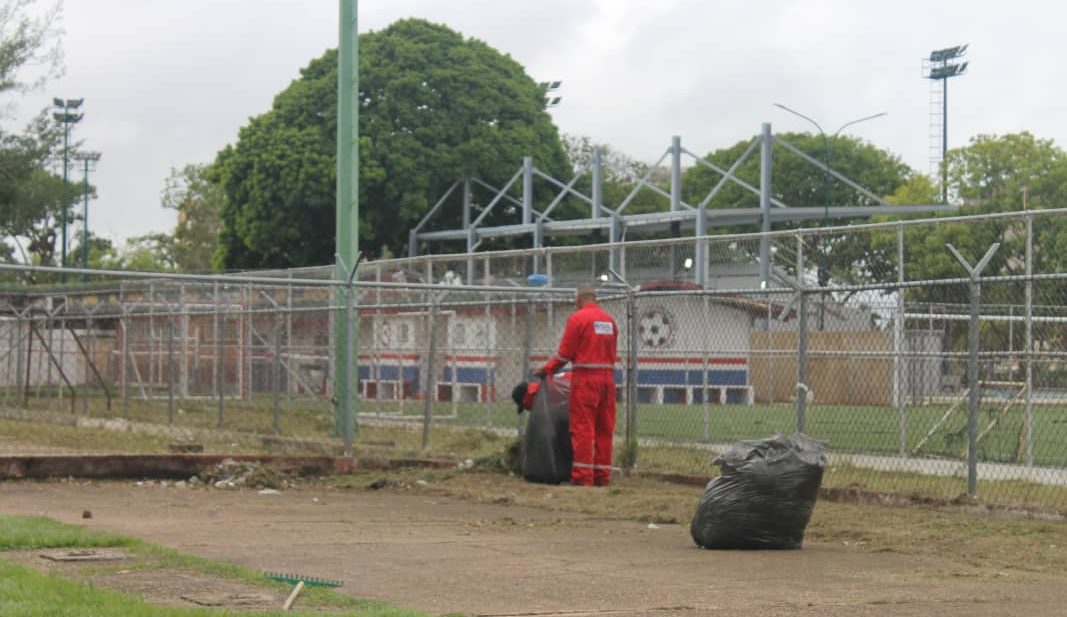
[334, 0, 360, 436]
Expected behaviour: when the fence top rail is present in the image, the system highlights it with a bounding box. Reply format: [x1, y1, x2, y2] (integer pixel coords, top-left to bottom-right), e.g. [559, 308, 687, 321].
[368, 206, 1067, 269]
[0, 263, 579, 296]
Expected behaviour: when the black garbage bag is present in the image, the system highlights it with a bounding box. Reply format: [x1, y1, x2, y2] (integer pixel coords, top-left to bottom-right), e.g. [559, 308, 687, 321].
[691, 433, 826, 550]
[520, 375, 573, 484]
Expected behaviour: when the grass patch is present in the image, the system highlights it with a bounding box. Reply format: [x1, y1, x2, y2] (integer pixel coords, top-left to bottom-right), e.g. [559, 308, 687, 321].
[12, 386, 1067, 467]
[0, 515, 133, 551]
[0, 515, 423, 616]
[6, 394, 1067, 512]
[0, 559, 424, 617]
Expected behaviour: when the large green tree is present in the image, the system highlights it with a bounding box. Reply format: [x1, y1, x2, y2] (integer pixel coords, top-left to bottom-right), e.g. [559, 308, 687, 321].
[888, 133, 1067, 289]
[0, 0, 62, 100]
[0, 115, 84, 271]
[0, 0, 71, 276]
[161, 163, 222, 272]
[215, 18, 570, 269]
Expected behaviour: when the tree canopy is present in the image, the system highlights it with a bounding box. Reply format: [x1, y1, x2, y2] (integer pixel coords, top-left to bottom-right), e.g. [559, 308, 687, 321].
[214, 18, 570, 269]
[0, 0, 82, 279]
[890, 132, 1067, 294]
[162, 163, 222, 272]
[682, 132, 910, 214]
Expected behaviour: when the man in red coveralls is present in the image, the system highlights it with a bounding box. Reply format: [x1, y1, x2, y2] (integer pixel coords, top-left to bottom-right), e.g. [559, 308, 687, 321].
[534, 284, 618, 487]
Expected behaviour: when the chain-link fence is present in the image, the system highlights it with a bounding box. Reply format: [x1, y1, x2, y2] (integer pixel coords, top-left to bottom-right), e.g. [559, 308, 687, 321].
[3, 208, 1067, 510]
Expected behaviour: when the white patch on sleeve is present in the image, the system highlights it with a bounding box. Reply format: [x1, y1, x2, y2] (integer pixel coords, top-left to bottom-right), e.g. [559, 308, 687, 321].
[593, 321, 613, 335]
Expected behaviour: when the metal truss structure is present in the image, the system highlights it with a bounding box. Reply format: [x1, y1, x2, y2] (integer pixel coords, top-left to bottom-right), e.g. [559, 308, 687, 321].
[410, 123, 956, 286]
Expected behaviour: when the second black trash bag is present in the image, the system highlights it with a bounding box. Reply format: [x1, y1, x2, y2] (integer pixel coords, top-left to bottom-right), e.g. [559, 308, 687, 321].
[691, 433, 826, 550]
[521, 373, 573, 484]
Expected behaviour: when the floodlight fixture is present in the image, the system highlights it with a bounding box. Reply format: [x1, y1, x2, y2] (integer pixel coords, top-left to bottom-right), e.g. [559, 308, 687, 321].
[929, 62, 968, 80]
[540, 80, 563, 109]
[929, 44, 967, 62]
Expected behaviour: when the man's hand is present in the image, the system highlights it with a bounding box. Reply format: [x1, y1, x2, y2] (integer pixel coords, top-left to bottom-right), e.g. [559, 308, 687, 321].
[532, 367, 547, 379]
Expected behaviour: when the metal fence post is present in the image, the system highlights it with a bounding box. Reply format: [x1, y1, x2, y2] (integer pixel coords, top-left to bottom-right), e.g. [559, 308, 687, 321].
[83, 308, 93, 416]
[518, 293, 531, 439]
[795, 235, 808, 434]
[286, 273, 293, 407]
[167, 311, 175, 426]
[701, 295, 710, 442]
[14, 310, 25, 405]
[273, 307, 283, 436]
[484, 296, 493, 428]
[1024, 212, 1034, 466]
[344, 281, 356, 454]
[624, 282, 638, 472]
[148, 283, 156, 387]
[422, 294, 440, 451]
[244, 283, 253, 403]
[23, 314, 33, 407]
[215, 282, 224, 429]
[947, 242, 1000, 498]
[896, 223, 907, 456]
[966, 275, 980, 496]
[179, 284, 188, 401]
[336, 253, 361, 456]
[120, 304, 129, 420]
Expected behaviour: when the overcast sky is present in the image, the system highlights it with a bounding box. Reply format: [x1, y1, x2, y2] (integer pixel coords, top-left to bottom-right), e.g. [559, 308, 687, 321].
[9, 0, 1067, 243]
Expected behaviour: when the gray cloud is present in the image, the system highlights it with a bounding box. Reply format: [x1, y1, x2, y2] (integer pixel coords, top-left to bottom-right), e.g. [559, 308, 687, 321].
[7, 0, 1066, 244]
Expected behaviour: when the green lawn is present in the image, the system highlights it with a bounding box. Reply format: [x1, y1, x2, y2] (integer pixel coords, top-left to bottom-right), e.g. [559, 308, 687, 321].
[9, 386, 1067, 467]
[0, 515, 423, 617]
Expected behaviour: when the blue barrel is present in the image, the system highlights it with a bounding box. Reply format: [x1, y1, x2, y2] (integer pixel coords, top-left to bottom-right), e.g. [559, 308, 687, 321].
[527, 273, 549, 287]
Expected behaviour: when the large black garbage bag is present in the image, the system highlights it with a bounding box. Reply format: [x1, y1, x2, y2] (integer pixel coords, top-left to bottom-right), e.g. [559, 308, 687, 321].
[521, 376, 573, 484]
[691, 433, 826, 550]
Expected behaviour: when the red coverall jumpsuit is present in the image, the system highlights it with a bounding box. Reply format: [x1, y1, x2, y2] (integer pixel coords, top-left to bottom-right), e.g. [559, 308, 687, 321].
[541, 303, 618, 486]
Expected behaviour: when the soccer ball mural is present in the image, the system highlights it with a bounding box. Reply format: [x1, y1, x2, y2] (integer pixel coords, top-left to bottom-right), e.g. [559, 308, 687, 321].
[639, 307, 675, 349]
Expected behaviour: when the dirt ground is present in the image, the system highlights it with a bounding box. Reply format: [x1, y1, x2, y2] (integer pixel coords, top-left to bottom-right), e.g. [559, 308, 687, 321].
[3, 476, 1067, 617]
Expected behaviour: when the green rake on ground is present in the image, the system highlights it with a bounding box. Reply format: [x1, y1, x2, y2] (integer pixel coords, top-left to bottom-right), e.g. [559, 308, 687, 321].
[264, 571, 343, 588]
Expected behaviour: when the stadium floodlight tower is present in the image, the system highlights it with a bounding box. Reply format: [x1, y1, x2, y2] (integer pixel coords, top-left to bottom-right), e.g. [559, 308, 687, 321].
[923, 45, 968, 203]
[53, 97, 84, 271]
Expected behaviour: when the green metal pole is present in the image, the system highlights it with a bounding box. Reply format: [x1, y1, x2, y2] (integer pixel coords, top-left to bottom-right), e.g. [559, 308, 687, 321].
[334, 0, 359, 435]
[942, 76, 948, 204]
[61, 121, 69, 270]
[82, 158, 90, 270]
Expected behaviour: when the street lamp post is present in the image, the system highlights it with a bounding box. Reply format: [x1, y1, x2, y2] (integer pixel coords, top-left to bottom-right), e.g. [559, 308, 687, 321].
[773, 103, 887, 329]
[53, 97, 84, 271]
[75, 152, 101, 271]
